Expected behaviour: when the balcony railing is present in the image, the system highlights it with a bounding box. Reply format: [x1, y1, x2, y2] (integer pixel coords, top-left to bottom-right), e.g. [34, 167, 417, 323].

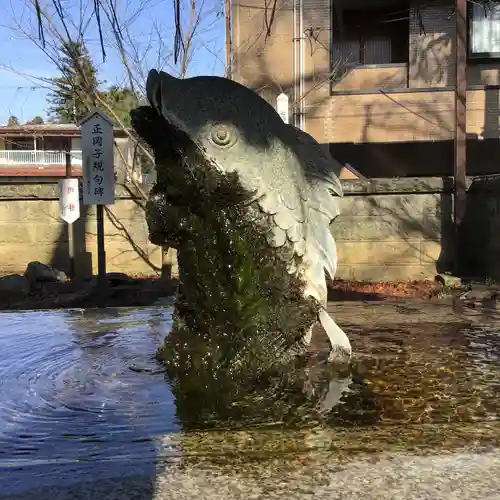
[0, 150, 83, 166]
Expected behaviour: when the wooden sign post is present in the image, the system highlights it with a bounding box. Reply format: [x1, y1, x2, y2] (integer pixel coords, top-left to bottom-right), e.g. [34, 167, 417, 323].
[80, 111, 115, 295]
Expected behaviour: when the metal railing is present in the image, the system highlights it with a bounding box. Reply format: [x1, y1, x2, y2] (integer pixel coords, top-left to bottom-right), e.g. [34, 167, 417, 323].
[0, 150, 83, 166]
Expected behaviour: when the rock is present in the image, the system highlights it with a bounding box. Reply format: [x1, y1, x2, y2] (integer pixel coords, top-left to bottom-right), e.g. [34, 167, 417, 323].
[435, 274, 461, 288]
[106, 272, 131, 286]
[458, 288, 498, 302]
[52, 277, 98, 307]
[24, 261, 66, 284]
[0, 274, 30, 299]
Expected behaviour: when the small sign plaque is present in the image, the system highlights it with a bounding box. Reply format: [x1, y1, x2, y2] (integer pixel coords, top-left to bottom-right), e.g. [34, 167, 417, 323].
[276, 93, 289, 124]
[80, 111, 115, 206]
[59, 178, 80, 224]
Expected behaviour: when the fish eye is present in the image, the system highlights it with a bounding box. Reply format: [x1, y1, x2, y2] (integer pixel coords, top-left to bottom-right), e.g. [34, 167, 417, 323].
[210, 124, 234, 147]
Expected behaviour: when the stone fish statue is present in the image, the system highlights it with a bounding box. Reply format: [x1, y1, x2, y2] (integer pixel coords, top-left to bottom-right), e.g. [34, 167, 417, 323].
[132, 70, 351, 363]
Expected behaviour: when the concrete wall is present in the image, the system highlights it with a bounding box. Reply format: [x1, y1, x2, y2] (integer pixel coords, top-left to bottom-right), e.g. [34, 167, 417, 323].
[0, 179, 452, 282]
[334, 178, 453, 281]
[2, 178, 498, 282]
[0, 183, 175, 277]
[336, 176, 500, 281]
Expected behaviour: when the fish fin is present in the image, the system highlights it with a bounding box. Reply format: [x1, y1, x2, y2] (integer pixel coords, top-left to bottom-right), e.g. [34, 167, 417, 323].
[318, 308, 351, 362]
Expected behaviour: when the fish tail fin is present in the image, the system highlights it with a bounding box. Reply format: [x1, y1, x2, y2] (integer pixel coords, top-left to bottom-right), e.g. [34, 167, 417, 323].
[319, 308, 352, 362]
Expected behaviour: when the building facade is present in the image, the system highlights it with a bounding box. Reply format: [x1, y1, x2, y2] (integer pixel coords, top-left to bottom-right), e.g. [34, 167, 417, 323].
[232, 0, 500, 178]
[0, 124, 138, 182]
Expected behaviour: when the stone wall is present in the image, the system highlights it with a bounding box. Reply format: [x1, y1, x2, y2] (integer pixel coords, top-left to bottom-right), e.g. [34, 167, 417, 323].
[334, 178, 454, 281]
[1, 177, 498, 282]
[0, 183, 176, 278]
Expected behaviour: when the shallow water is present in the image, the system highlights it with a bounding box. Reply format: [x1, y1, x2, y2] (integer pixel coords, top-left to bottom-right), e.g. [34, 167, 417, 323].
[0, 304, 499, 497]
[0, 307, 178, 494]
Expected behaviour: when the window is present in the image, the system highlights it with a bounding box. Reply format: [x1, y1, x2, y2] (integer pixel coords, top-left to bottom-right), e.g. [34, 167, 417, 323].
[43, 137, 70, 151]
[331, 9, 409, 79]
[10, 138, 33, 151]
[469, 1, 500, 58]
[332, 36, 393, 69]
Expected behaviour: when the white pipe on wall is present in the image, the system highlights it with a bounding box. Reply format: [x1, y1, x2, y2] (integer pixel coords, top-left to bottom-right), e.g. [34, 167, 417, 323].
[299, 0, 305, 131]
[292, 0, 299, 128]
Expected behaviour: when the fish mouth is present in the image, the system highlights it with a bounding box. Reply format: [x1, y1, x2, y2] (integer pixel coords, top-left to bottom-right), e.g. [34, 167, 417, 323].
[130, 69, 200, 158]
[130, 103, 211, 249]
[130, 104, 197, 159]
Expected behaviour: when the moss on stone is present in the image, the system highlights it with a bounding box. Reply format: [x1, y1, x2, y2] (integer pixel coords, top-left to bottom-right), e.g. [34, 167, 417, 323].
[131, 105, 322, 427]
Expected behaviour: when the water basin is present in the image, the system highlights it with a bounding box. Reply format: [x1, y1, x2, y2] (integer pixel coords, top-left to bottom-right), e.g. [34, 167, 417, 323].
[0, 301, 499, 499]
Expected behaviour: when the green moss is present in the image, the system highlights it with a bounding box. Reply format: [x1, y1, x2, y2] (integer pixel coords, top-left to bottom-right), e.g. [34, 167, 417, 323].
[131, 105, 323, 428]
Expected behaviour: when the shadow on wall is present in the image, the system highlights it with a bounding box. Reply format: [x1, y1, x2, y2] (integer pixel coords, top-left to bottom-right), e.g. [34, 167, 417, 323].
[482, 84, 500, 140]
[457, 84, 500, 280]
[358, 179, 455, 276]
[48, 183, 161, 280]
[437, 184, 455, 274]
[330, 140, 500, 178]
[410, 33, 453, 87]
[329, 175, 455, 281]
[409, 2, 455, 88]
[458, 175, 500, 280]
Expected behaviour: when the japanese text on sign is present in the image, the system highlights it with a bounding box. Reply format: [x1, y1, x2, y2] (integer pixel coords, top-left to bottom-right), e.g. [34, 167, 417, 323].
[91, 123, 105, 199]
[59, 178, 80, 223]
[81, 111, 115, 205]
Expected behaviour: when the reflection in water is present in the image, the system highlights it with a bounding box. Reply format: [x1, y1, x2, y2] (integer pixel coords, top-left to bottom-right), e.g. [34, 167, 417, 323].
[340, 323, 500, 426]
[167, 348, 354, 431]
[170, 321, 500, 472]
[165, 321, 500, 431]
[0, 307, 499, 496]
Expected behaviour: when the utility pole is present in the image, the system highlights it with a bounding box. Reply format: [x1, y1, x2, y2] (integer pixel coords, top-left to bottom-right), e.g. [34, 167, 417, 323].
[453, 0, 467, 273]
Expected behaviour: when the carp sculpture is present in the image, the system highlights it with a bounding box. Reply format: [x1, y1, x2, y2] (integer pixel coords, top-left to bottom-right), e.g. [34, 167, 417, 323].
[131, 70, 351, 382]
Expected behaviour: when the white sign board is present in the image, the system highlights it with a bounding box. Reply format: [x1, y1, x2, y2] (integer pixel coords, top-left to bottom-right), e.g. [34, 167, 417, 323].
[81, 111, 115, 205]
[59, 178, 80, 223]
[276, 93, 289, 124]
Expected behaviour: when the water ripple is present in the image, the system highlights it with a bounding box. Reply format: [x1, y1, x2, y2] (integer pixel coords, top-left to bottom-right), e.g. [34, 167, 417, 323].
[0, 307, 179, 466]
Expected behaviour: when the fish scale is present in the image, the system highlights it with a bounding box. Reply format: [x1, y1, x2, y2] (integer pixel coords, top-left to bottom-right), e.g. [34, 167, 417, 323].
[145, 69, 352, 362]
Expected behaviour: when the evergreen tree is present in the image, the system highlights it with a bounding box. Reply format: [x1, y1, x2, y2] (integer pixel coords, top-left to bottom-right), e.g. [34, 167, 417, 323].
[46, 40, 140, 128]
[101, 85, 139, 127]
[7, 115, 19, 126]
[25, 116, 44, 125]
[47, 41, 99, 123]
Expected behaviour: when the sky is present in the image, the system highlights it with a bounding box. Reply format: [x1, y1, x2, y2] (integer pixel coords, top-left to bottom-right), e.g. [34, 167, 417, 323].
[0, 0, 225, 124]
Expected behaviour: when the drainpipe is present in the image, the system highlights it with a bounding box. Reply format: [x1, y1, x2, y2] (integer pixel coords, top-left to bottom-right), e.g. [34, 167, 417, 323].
[292, 0, 305, 130]
[299, 0, 305, 131]
[292, 0, 300, 128]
